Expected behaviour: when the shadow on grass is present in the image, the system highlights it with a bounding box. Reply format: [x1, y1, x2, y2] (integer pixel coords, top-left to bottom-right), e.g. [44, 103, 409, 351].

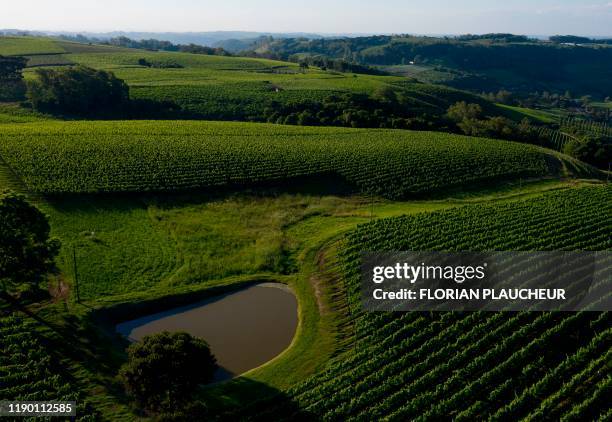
[42, 171, 360, 212]
[205, 377, 317, 421]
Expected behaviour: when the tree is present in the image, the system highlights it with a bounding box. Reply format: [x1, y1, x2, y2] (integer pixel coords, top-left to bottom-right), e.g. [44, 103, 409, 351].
[119, 331, 217, 414]
[495, 89, 514, 105]
[446, 101, 483, 123]
[0, 191, 60, 295]
[372, 86, 398, 104]
[26, 66, 129, 115]
[0, 55, 27, 101]
[563, 136, 611, 169]
[137, 58, 151, 67]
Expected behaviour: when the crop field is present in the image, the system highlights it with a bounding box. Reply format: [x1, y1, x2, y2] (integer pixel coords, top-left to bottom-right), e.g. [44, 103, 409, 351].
[243, 185, 612, 421]
[70, 49, 478, 119]
[497, 104, 561, 124]
[0, 121, 589, 198]
[1, 34, 610, 422]
[0, 313, 98, 418]
[0, 35, 493, 119]
[23, 53, 74, 67]
[0, 36, 66, 56]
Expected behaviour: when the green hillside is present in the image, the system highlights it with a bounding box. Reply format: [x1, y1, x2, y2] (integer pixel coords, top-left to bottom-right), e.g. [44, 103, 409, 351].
[250, 35, 612, 98]
[0, 314, 99, 418]
[1, 35, 498, 122]
[1, 33, 609, 422]
[0, 120, 589, 197]
[65, 49, 491, 120]
[0, 36, 66, 55]
[239, 185, 612, 420]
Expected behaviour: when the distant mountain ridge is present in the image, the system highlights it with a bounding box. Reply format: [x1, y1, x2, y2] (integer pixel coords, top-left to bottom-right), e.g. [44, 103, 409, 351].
[0, 30, 335, 48]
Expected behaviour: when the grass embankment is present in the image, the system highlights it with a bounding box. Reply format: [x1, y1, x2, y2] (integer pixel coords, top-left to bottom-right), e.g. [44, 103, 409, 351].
[496, 103, 561, 124]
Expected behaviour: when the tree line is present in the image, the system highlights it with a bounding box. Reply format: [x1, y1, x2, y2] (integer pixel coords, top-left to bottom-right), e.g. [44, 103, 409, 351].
[107, 36, 231, 56]
[58, 33, 231, 56]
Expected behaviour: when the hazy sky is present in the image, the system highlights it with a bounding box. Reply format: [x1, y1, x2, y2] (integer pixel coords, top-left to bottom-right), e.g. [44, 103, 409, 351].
[2, 0, 611, 36]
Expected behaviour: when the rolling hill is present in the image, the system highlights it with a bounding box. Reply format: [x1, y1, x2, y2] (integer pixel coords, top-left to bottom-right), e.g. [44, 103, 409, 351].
[1, 35, 501, 122]
[246, 34, 612, 98]
[235, 185, 612, 421]
[0, 120, 592, 198]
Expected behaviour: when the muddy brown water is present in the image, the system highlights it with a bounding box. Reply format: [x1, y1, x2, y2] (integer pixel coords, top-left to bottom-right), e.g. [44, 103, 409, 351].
[116, 283, 298, 381]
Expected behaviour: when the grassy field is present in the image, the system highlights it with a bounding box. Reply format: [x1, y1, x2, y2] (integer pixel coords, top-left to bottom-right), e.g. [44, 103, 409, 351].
[496, 103, 562, 124]
[0, 103, 54, 123]
[0, 36, 66, 55]
[0, 120, 594, 198]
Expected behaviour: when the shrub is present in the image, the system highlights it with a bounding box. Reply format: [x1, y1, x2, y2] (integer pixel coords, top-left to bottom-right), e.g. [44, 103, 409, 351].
[563, 136, 611, 169]
[0, 191, 60, 295]
[26, 65, 129, 115]
[0, 55, 27, 101]
[119, 331, 217, 414]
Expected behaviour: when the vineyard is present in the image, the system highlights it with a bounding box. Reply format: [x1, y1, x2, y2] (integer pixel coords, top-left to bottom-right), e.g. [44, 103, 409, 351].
[0, 313, 98, 420]
[235, 185, 612, 421]
[0, 35, 495, 120]
[560, 117, 612, 138]
[1, 33, 611, 422]
[537, 116, 612, 152]
[0, 36, 66, 56]
[65, 49, 489, 119]
[0, 121, 590, 198]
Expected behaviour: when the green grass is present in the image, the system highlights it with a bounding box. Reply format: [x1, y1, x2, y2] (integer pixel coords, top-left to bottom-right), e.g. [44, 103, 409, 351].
[24, 54, 73, 67]
[0, 103, 55, 124]
[0, 36, 65, 56]
[31, 179, 590, 303]
[0, 120, 589, 198]
[496, 103, 561, 124]
[591, 101, 612, 110]
[43, 194, 378, 300]
[240, 184, 612, 420]
[1, 174, 603, 419]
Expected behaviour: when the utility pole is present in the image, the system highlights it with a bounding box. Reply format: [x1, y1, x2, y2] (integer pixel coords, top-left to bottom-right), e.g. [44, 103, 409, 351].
[73, 246, 80, 303]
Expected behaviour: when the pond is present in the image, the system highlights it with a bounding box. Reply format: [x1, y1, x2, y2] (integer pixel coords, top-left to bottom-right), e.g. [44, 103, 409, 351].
[116, 283, 298, 381]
